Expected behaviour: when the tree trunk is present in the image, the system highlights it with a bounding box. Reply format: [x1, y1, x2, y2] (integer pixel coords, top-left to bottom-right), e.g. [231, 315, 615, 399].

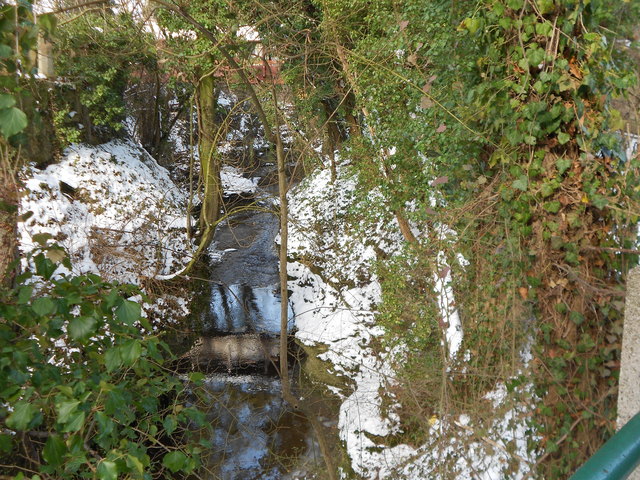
[0, 170, 18, 288]
[196, 75, 222, 236]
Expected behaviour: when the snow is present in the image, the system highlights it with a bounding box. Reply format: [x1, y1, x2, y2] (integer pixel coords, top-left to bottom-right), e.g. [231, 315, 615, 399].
[19, 140, 189, 284]
[287, 161, 537, 478]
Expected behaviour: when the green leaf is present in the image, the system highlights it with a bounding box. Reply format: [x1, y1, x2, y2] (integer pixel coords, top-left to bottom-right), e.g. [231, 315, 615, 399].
[556, 158, 572, 175]
[0, 93, 15, 109]
[188, 372, 205, 384]
[544, 201, 561, 213]
[0, 106, 27, 138]
[43, 435, 66, 467]
[68, 316, 97, 341]
[116, 300, 141, 325]
[464, 17, 482, 34]
[0, 433, 13, 453]
[591, 194, 608, 210]
[126, 454, 145, 475]
[32, 297, 55, 316]
[163, 415, 178, 435]
[62, 410, 85, 433]
[163, 451, 187, 473]
[557, 132, 570, 145]
[56, 399, 80, 423]
[120, 339, 142, 366]
[6, 401, 37, 430]
[105, 348, 122, 372]
[0, 44, 12, 58]
[34, 253, 56, 280]
[97, 460, 118, 480]
[512, 175, 528, 192]
[37, 13, 56, 35]
[17, 285, 33, 304]
[539, 0, 555, 14]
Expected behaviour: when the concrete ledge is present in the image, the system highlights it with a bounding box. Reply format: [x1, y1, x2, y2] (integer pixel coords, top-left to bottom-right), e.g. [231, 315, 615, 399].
[618, 266, 640, 479]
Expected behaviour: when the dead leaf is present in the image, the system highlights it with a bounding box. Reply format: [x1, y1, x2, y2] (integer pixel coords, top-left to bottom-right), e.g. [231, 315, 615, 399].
[518, 287, 528, 300]
[431, 176, 449, 186]
[436, 123, 447, 133]
[407, 53, 418, 65]
[439, 266, 451, 278]
[399, 20, 409, 31]
[420, 96, 434, 109]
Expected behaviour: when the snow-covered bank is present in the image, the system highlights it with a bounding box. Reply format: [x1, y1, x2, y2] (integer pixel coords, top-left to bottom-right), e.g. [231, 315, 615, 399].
[19, 139, 260, 284]
[287, 164, 536, 479]
[19, 140, 189, 283]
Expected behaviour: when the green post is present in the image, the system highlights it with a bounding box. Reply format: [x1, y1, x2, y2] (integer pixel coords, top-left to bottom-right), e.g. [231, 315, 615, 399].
[570, 412, 640, 480]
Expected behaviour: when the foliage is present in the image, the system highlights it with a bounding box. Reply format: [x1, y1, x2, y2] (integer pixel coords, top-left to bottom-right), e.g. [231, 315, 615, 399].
[53, 10, 156, 143]
[306, 0, 639, 476]
[0, 243, 208, 479]
[0, 2, 48, 144]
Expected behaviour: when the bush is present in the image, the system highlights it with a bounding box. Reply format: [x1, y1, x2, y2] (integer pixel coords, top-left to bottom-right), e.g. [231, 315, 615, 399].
[0, 245, 207, 479]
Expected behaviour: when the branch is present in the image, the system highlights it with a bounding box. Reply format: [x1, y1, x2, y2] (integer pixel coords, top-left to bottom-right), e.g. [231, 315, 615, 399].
[44, 0, 110, 15]
[148, 0, 276, 143]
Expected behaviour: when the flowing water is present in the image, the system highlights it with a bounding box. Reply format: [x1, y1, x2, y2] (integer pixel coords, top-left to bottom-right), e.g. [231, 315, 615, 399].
[180, 193, 338, 479]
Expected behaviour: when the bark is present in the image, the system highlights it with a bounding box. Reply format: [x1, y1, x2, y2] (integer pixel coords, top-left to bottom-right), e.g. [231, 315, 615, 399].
[0, 170, 18, 288]
[196, 75, 222, 235]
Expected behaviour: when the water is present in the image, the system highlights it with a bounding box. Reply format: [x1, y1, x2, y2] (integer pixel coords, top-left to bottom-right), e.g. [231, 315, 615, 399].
[204, 283, 294, 334]
[181, 198, 336, 479]
[200, 374, 316, 480]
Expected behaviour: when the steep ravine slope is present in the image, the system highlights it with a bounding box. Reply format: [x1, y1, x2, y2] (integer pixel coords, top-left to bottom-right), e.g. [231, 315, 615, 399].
[286, 162, 537, 479]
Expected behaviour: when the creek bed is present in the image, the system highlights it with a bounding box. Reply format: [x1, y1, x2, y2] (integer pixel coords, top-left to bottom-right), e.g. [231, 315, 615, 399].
[175, 190, 341, 479]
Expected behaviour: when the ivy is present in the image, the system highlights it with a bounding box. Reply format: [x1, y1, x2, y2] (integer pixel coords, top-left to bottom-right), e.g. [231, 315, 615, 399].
[0, 245, 207, 478]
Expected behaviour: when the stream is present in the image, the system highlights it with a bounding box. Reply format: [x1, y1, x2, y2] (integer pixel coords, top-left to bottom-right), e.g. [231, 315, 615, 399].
[178, 190, 339, 479]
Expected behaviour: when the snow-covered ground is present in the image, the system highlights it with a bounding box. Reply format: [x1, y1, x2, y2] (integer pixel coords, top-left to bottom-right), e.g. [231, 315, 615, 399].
[19, 140, 189, 283]
[19, 138, 260, 284]
[287, 162, 537, 479]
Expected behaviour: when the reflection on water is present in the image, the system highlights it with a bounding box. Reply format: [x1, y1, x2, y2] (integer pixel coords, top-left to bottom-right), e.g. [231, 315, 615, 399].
[201, 374, 317, 480]
[204, 284, 294, 334]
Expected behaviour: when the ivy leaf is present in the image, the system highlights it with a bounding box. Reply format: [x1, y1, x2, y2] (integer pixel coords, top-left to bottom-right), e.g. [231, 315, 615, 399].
[32, 297, 55, 316]
[56, 400, 80, 424]
[163, 415, 178, 435]
[68, 316, 97, 341]
[120, 339, 142, 366]
[163, 451, 187, 473]
[0, 106, 28, 138]
[557, 132, 570, 145]
[17, 285, 33, 304]
[544, 201, 561, 213]
[591, 194, 608, 210]
[6, 402, 37, 430]
[0, 93, 15, 109]
[556, 158, 572, 175]
[97, 460, 118, 480]
[105, 347, 122, 372]
[0, 44, 12, 58]
[43, 435, 66, 468]
[62, 410, 85, 433]
[512, 175, 529, 192]
[0, 433, 12, 453]
[116, 300, 141, 325]
[126, 454, 145, 475]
